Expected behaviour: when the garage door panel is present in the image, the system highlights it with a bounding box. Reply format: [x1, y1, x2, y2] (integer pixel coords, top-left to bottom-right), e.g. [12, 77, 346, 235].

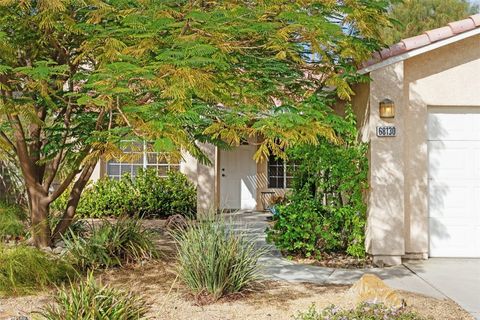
[428, 112, 480, 141]
[428, 143, 469, 179]
[428, 109, 480, 258]
[429, 184, 472, 218]
[429, 219, 478, 257]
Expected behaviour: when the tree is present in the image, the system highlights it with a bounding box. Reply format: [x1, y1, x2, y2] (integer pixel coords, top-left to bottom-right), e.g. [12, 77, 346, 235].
[0, 0, 391, 247]
[382, 0, 478, 44]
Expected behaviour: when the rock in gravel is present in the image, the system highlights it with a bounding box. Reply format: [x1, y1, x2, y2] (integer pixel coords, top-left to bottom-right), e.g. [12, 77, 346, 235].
[53, 246, 63, 255]
[348, 274, 404, 308]
[54, 240, 65, 248]
[41, 246, 53, 253]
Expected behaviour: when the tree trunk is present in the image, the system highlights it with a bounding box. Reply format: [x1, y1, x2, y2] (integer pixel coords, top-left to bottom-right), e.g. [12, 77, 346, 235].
[51, 163, 96, 242]
[29, 190, 52, 248]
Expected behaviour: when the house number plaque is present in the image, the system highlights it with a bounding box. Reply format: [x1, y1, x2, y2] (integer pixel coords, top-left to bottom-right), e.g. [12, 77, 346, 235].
[376, 126, 396, 137]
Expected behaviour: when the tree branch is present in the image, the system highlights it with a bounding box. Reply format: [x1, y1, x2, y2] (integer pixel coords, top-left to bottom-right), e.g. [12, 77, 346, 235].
[47, 166, 81, 203]
[0, 130, 16, 152]
[44, 105, 73, 190]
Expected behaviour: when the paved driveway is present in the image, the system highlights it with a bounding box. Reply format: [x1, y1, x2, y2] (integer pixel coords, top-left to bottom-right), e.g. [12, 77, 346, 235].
[229, 211, 480, 319]
[404, 259, 480, 319]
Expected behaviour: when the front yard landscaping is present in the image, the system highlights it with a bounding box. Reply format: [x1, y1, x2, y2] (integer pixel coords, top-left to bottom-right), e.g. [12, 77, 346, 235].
[0, 214, 473, 320]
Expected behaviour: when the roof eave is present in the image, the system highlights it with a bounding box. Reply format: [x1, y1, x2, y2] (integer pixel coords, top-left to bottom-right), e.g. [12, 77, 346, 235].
[358, 27, 480, 75]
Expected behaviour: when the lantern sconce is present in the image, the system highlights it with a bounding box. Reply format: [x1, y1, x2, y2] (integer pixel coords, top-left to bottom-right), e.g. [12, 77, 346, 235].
[379, 98, 395, 118]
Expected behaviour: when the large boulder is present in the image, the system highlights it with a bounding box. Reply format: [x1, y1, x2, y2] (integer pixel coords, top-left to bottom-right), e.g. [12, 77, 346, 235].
[348, 274, 404, 308]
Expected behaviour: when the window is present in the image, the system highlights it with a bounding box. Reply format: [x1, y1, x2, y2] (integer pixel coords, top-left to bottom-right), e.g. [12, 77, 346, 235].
[267, 155, 298, 189]
[106, 142, 179, 180]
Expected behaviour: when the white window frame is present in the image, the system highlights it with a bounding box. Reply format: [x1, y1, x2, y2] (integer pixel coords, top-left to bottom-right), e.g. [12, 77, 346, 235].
[106, 141, 179, 180]
[267, 156, 297, 189]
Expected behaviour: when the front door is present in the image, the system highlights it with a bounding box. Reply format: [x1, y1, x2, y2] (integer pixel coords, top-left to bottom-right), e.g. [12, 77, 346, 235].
[220, 145, 257, 210]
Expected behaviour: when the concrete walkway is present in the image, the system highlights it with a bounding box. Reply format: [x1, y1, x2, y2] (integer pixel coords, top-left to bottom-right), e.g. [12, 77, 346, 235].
[227, 211, 480, 319]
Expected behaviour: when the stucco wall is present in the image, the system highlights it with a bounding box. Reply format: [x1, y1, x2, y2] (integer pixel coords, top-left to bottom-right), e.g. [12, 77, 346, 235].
[355, 34, 480, 264]
[403, 34, 480, 257]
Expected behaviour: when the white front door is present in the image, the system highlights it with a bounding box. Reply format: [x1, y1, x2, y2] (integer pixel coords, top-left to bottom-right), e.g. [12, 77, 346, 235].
[428, 108, 480, 257]
[220, 145, 257, 210]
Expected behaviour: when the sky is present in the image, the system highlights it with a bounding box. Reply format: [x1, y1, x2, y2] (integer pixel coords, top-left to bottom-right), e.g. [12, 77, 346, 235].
[470, 0, 480, 8]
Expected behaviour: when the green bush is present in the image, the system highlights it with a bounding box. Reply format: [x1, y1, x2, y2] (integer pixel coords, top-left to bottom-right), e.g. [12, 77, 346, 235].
[267, 107, 368, 258]
[52, 170, 196, 219]
[64, 218, 158, 270]
[0, 202, 26, 240]
[39, 273, 148, 320]
[172, 215, 264, 301]
[0, 245, 76, 296]
[294, 303, 426, 320]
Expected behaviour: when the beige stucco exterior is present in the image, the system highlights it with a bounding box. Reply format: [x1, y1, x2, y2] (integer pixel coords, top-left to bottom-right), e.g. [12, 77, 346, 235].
[353, 34, 480, 265]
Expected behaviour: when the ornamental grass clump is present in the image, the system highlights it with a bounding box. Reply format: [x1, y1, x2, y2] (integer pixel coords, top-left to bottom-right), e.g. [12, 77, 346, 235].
[0, 245, 76, 296]
[64, 217, 158, 270]
[0, 202, 26, 240]
[172, 215, 264, 301]
[39, 273, 148, 320]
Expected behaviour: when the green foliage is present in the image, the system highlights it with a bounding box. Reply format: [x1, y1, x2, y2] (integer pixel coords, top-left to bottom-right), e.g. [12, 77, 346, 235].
[0, 0, 391, 244]
[0, 245, 76, 296]
[39, 272, 148, 320]
[294, 303, 426, 320]
[48, 214, 87, 241]
[64, 218, 158, 270]
[0, 202, 26, 240]
[53, 178, 135, 219]
[381, 0, 478, 44]
[267, 107, 368, 258]
[52, 170, 196, 218]
[172, 215, 264, 301]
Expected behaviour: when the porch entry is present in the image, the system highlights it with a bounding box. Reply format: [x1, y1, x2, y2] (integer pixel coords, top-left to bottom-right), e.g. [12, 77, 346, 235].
[219, 145, 257, 210]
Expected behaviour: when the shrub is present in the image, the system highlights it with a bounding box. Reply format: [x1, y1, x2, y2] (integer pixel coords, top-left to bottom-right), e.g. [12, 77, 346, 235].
[0, 245, 76, 296]
[39, 273, 148, 320]
[172, 215, 264, 301]
[52, 170, 196, 219]
[64, 218, 158, 270]
[0, 202, 26, 240]
[294, 303, 426, 320]
[267, 107, 368, 258]
[267, 196, 331, 259]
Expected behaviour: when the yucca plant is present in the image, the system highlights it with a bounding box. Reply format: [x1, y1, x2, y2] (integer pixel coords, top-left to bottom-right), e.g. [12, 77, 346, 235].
[0, 245, 76, 296]
[64, 218, 158, 270]
[39, 272, 148, 320]
[172, 215, 264, 301]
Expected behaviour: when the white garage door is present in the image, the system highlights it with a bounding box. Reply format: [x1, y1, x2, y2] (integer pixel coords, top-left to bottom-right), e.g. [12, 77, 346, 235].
[428, 108, 480, 257]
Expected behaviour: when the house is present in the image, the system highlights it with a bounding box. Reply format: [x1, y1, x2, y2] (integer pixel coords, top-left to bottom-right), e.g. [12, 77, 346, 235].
[89, 14, 480, 265]
[349, 14, 480, 265]
[90, 139, 293, 213]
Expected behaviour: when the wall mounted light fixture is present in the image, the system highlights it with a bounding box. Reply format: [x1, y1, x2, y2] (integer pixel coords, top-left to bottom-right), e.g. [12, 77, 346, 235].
[379, 98, 395, 118]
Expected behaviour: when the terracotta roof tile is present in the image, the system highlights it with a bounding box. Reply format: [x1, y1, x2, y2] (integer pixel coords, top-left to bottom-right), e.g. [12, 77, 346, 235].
[401, 34, 431, 50]
[448, 18, 476, 34]
[470, 14, 480, 26]
[362, 13, 480, 68]
[424, 26, 454, 42]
